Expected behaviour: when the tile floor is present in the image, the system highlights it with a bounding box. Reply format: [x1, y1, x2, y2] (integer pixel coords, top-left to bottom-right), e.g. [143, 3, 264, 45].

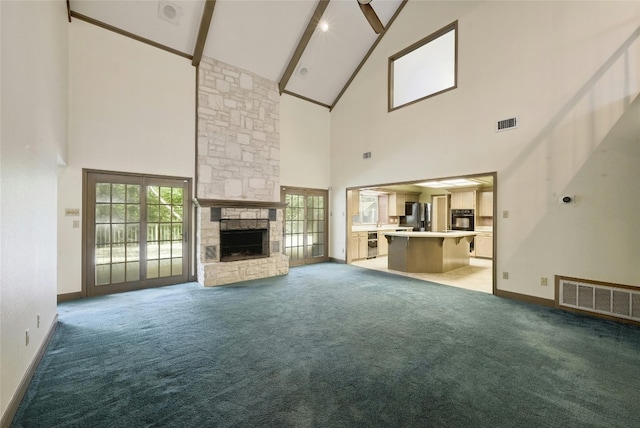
[352, 256, 493, 294]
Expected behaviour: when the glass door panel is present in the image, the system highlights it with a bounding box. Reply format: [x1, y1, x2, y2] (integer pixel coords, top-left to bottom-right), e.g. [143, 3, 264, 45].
[282, 187, 328, 266]
[146, 185, 184, 279]
[86, 172, 190, 297]
[94, 183, 141, 286]
[306, 195, 325, 258]
[285, 194, 305, 262]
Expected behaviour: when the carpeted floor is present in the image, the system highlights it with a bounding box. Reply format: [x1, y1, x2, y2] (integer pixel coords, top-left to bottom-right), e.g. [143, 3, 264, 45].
[11, 263, 640, 427]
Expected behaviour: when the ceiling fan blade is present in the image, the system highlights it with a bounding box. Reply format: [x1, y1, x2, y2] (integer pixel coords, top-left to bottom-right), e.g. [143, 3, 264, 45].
[359, 2, 385, 34]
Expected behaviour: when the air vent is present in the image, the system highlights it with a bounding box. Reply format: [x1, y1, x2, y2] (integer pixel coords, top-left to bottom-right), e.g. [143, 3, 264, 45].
[158, 1, 182, 25]
[362, 152, 372, 159]
[558, 277, 640, 323]
[496, 117, 518, 132]
[297, 64, 310, 79]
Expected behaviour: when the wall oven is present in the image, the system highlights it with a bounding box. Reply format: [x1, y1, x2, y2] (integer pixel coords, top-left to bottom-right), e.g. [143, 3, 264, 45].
[451, 209, 474, 253]
[451, 209, 474, 231]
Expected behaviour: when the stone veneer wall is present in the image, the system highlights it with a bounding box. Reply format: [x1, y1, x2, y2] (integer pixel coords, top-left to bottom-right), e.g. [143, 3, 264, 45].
[197, 56, 280, 200]
[196, 56, 288, 286]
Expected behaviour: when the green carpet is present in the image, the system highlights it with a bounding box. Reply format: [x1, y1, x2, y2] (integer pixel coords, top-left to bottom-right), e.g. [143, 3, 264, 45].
[11, 263, 640, 427]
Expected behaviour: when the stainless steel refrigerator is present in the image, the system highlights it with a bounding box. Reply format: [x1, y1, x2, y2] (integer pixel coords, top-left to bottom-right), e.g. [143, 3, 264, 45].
[400, 202, 431, 231]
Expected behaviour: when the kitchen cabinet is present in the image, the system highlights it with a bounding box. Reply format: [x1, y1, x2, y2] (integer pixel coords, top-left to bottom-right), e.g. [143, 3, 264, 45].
[388, 193, 405, 216]
[377, 231, 389, 256]
[405, 193, 419, 203]
[478, 191, 493, 217]
[475, 233, 493, 259]
[350, 232, 368, 260]
[388, 192, 421, 216]
[450, 191, 475, 210]
[349, 189, 360, 216]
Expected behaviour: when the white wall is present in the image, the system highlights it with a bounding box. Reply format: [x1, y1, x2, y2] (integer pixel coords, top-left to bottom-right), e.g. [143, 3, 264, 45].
[330, 1, 640, 299]
[280, 94, 331, 190]
[58, 20, 195, 295]
[0, 0, 68, 420]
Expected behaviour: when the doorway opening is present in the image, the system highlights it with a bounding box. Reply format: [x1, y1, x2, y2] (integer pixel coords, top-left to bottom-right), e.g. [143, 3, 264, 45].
[347, 173, 496, 295]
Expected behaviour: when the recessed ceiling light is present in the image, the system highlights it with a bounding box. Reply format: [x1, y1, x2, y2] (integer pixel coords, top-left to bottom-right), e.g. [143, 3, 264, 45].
[320, 21, 329, 33]
[158, 1, 182, 25]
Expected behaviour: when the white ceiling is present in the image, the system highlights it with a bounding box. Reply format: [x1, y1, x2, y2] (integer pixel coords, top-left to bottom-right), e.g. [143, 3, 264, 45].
[69, 0, 406, 109]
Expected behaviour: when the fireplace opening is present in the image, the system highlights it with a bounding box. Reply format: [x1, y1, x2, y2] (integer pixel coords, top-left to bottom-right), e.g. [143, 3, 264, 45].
[219, 219, 269, 262]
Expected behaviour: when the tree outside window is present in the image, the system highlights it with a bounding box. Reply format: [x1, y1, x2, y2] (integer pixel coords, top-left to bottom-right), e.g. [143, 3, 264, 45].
[359, 194, 378, 224]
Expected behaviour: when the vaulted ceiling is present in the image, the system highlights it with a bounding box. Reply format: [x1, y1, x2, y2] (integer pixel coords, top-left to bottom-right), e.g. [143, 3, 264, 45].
[68, 0, 407, 109]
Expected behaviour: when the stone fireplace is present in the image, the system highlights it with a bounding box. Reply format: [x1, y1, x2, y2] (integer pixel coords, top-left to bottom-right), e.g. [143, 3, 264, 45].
[219, 218, 269, 262]
[195, 56, 289, 286]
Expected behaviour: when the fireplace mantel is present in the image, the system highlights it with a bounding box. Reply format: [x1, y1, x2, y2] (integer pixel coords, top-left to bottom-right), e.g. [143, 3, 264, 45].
[194, 198, 287, 209]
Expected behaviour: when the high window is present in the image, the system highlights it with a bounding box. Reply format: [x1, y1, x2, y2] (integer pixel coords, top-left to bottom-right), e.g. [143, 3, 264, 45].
[389, 21, 458, 111]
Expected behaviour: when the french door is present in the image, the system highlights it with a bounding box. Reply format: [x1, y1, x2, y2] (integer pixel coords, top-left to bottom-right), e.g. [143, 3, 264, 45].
[281, 186, 328, 266]
[84, 171, 191, 296]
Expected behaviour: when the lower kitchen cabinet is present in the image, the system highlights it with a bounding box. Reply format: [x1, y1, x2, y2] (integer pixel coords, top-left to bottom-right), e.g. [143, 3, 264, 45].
[377, 231, 389, 256]
[350, 232, 368, 260]
[475, 234, 493, 259]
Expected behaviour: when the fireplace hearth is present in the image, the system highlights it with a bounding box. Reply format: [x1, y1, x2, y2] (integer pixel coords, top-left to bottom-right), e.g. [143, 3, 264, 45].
[219, 219, 269, 262]
[196, 202, 288, 287]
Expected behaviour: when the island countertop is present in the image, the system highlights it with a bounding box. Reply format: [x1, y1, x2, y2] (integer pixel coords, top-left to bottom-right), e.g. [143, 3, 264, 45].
[351, 225, 413, 232]
[382, 231, 477, 239]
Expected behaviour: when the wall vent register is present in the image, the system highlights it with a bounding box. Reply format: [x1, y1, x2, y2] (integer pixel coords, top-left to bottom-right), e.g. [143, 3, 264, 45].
[558, 277, 640, 323]
[496, 117, 518, 132]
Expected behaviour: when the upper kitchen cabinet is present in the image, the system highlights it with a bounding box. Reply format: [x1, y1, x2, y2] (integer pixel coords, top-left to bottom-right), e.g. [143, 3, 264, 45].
[450, 190, 476, 210]
[388, 192, 421, 216]
[348, 189, 360, 218]
[478, 191, 494, 217]
[405, 193, 420, 203]
[388, 192, 404, 216]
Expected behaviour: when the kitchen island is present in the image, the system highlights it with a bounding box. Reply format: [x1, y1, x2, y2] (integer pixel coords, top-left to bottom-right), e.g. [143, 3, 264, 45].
[383, 231, 477, 273]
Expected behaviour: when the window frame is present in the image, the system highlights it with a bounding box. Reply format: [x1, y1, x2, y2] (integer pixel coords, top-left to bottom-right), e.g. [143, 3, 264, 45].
[388, 21, 458, 112]
[359, 193, 379, 225]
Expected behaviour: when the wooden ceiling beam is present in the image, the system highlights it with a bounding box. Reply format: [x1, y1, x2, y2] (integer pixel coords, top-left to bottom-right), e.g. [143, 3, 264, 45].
[278, 0, 330, 95]
[70, 11, 193, 60]
[330, 0, 408, 111]
[192, 0, 217, 67]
